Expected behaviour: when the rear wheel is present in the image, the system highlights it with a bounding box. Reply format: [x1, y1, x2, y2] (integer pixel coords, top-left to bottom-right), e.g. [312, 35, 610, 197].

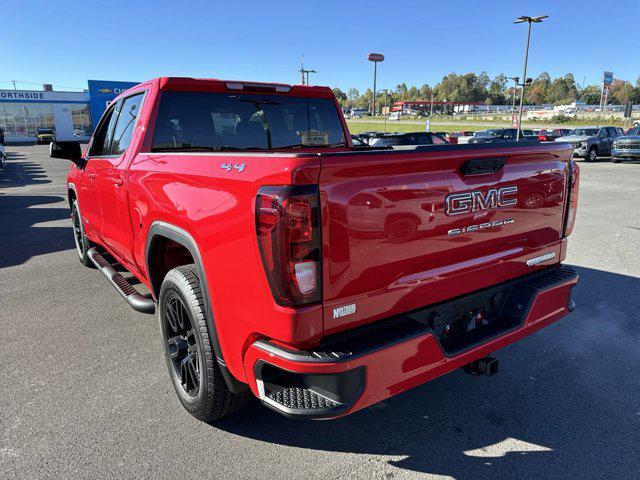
[612, 157, 622, 163]
[386, 217, 419, 244]
[525, 193, 545, 209]
[159, 264, 249, 423]
[586, 147, 597, 162]
[71, 200, 94, 268]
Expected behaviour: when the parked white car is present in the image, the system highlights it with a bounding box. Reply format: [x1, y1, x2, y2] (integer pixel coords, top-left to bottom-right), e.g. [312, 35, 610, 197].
[388, 112, 402, 121]
[455, 132, 475, 144]
[350, 109, 369, 118]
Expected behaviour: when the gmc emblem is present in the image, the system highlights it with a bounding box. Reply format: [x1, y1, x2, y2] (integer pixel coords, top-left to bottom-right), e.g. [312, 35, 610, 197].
[445, 186, 518, 216]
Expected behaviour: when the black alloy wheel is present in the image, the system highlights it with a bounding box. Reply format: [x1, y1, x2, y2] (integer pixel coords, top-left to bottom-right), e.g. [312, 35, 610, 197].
[163, 291, 200, 397]
[71, 200, 94, 267]
[72, 206, 85, 257]
[159, 264, 250, 422]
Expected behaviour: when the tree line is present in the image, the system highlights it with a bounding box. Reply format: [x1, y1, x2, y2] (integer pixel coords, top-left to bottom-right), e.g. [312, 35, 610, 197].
[332, 72, 640, 111]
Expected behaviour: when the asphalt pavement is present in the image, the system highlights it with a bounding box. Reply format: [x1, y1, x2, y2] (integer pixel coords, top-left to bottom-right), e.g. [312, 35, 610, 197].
[1, 146, 639, 480]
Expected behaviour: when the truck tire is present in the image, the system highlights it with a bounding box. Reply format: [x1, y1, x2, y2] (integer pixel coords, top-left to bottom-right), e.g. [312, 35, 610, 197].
[71, 200, 95, 268]
[159, 264, 249, 422]
[385, 217, 419, 244]
[586, 147, 597, 162]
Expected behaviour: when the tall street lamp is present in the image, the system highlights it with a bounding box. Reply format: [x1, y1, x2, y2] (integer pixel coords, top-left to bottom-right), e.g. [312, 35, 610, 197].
[367, 53, 384, 115]
[514, 15, 548, 141]
[508, 76, 519, 113]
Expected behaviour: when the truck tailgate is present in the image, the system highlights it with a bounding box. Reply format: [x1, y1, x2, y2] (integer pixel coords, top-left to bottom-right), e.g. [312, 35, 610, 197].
[319, 143, 573, 335]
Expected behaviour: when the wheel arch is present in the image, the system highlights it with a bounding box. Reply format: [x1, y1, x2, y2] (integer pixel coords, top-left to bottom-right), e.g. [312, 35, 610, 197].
[67, 182, 78, 207]
[145, 221, 248, 393]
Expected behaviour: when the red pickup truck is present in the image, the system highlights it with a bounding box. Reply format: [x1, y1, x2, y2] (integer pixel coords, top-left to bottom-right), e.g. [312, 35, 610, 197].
[50, 77, 579, 422]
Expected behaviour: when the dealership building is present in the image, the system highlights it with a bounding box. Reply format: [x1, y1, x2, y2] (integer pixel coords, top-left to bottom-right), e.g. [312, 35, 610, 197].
[0, 80, 138, 143]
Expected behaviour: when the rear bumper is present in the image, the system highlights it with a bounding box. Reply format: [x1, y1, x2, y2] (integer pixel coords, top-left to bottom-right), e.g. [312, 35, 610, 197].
[244, 265, 578, 419]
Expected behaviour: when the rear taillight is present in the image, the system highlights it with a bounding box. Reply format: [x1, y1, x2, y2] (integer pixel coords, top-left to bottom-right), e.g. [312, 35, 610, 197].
[256, 185, 321, 306]
[563, 160, 580, 237]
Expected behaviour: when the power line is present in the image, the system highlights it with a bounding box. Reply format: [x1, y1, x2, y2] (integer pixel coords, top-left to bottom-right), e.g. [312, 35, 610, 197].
[0, 80, 85, 91]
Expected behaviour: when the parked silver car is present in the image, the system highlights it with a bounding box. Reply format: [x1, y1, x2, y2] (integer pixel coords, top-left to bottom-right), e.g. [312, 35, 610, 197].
[556, 126, 621, 161]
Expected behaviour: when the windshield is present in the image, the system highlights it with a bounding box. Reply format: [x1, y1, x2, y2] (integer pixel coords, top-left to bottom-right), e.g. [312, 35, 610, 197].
[475, 129, 503, 138]
[569, 128, 598, 136]
[38, 129, 54, 134]
[151, 92, 346, 151]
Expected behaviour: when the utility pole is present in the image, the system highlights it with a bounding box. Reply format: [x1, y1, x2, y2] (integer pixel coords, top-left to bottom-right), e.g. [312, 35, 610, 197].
[514, 15, 548, 141]
[12, 80, 17, 90]
[299, 55, 317, 85]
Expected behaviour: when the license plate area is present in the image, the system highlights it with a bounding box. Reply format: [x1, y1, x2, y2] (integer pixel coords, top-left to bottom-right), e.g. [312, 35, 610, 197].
[408, 280, 536, 355]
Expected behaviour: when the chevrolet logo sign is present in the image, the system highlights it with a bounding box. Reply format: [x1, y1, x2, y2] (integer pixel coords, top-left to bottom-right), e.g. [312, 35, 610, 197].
[98, 88, 112, 94]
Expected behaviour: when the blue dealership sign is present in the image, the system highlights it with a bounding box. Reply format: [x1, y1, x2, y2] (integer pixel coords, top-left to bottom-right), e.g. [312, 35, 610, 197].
[87, 80, 139, 130]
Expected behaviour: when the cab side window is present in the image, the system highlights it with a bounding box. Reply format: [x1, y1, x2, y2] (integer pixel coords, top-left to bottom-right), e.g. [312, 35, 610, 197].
[89, 102, 121, 156]
[111, 93, 144, 155]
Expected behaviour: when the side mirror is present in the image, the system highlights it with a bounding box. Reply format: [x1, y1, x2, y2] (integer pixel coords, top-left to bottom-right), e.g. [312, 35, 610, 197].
[50, 141, 86, 168]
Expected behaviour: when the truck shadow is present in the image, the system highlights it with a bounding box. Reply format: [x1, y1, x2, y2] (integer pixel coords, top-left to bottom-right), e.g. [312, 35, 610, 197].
[216, 265, 640, 479]
[0, 195, 73, 268]
[0, 154, 52, 189]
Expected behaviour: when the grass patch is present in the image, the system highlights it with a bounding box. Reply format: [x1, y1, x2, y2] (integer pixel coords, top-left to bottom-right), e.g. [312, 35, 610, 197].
[347, 121, 483, 134]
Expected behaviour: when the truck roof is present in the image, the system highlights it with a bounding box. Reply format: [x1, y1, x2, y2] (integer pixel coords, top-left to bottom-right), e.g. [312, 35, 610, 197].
[156, 77, 334, 97]
[113, 77, 337, 107]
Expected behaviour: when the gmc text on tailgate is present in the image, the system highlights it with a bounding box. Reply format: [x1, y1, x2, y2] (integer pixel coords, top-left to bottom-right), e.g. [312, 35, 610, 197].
[50, 77, 579, 422]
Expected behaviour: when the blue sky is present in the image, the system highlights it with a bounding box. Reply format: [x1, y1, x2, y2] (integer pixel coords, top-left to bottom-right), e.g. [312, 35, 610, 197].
[2, 0, 639, 93]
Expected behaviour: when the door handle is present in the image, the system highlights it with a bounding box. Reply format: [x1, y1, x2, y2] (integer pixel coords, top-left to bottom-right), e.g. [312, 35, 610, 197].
[114, 178, 124, 187]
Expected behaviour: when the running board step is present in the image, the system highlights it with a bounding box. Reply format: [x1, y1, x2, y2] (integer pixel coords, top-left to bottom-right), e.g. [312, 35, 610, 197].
[87, 248, 155, 314]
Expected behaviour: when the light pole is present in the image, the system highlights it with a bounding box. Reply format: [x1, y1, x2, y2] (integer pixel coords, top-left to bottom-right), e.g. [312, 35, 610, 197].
[508, 76, 519, 113]
[381, 89, 389, 132]
[367, 53, 384, 116]
[427, 84, 434, 116]
[514, 15, 547, 141]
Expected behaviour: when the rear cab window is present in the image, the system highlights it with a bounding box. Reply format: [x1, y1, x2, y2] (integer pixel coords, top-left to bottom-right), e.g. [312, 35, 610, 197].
[151, 92, 346, 152]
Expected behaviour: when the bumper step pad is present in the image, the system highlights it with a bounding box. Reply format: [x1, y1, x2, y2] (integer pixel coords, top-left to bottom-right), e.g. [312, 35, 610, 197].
[267, 387, 340, 410]
[87, 248, 155, 314]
